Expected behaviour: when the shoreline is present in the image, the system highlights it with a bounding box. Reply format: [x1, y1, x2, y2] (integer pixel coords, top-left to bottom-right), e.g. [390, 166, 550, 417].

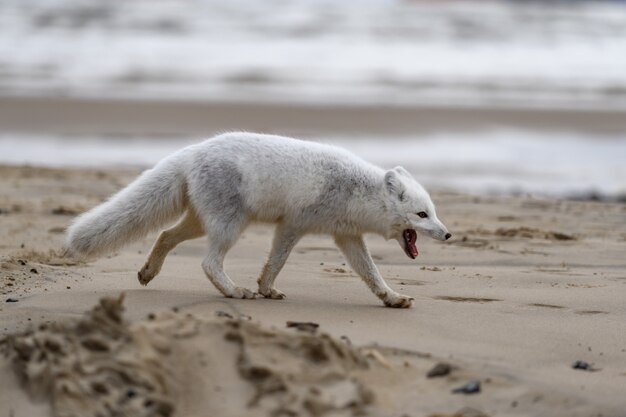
[2, 94, 626, 137]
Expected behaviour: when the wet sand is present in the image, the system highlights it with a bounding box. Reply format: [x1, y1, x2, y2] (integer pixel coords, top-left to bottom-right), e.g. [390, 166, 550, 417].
[2, 95, 626, 137]
[1, 164, 625, 416]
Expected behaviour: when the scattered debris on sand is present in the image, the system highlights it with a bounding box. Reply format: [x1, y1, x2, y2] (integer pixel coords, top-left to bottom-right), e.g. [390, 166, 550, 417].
[286, 320, 320, 333]
[434, 296, 501, 304]
[495, 227, 576, 241]
[1, 254, 82, 298]
[51, 205, 82, 216]
[10, 250, 81, 266]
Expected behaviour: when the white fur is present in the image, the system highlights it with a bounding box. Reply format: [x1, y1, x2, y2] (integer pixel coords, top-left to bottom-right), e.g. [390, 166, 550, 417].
[66, 133, 450, 308]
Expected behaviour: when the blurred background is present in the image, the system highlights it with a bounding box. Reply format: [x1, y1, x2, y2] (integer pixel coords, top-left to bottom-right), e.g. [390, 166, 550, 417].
[0, 0, 625, 199]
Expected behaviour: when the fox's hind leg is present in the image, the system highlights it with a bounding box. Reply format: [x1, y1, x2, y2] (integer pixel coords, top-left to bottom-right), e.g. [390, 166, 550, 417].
[257, 224, 302, 299]
[334, 235, 414, 308]
[138, 209, 205, 285]
[201, 217, 255, 299]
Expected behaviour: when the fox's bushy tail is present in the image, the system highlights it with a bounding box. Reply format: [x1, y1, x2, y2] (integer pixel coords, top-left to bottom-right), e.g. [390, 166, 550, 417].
[66, 158, 188, 258]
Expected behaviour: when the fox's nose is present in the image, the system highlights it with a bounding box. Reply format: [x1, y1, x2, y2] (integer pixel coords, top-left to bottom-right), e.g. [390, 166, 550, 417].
[445, 233, 452, 240]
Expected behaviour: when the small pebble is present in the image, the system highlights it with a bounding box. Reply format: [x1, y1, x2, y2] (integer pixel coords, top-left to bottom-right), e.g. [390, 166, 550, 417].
[5, 298, 19, 303]
[216, 310, 233, 319]
[452, 380, 481, 394]
[286, 321, 319, 332]
[572, 360, 596, 371]
[427, 362, 452, 378]
[30, 268, 38, 274]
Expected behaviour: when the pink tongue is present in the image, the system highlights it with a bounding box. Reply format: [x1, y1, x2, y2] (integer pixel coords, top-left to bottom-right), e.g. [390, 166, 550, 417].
[404, 229, 418, 259]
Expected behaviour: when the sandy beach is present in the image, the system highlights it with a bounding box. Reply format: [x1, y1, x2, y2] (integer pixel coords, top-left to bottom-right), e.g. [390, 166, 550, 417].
[2, 1, 625, 415]
[1, 162, 625, 416]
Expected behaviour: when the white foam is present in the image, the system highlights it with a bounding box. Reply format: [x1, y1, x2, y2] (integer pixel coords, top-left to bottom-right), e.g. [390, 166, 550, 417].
[0, 0, 625, 108]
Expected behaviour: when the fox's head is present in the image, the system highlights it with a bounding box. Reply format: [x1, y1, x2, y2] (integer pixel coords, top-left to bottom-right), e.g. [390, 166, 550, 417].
[382, 167, 450, 259]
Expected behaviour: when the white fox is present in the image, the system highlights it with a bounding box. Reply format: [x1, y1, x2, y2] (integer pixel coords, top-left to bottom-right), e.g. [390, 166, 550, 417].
[66, 133, 450, 308]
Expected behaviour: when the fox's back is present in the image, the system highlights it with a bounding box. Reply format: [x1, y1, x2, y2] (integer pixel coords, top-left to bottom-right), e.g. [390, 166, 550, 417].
[186, 133, 381, 224]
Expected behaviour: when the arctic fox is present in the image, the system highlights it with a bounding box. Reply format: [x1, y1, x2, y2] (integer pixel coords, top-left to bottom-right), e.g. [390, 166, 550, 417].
[66, 133, 450, 308]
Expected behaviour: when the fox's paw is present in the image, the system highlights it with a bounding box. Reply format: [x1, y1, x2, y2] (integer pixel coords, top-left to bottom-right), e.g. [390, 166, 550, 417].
[382, 292, 414, 309]
[137, 264, 157, 286]
[227, 287, 257, 300]
[259, 287, 286, 300]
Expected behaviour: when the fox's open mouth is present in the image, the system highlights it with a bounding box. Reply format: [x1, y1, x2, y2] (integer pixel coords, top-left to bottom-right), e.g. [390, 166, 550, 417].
[403, 229, 418, 259]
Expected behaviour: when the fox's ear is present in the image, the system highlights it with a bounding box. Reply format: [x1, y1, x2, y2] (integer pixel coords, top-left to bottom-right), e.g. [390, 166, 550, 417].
[393, 166, 411, 178]
[384, 170, 406, 200]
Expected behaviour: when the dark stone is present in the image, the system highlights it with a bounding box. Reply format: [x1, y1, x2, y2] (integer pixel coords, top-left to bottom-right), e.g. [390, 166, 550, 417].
[427, 362, 452, 378]
[452, 380, 481, 394]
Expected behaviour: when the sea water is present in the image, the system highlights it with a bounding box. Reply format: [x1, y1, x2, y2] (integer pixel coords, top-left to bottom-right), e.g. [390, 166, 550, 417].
[0, 0, 624, 199]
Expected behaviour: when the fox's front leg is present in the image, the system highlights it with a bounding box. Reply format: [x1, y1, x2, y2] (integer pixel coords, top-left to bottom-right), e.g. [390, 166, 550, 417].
[257, 224, 302, 299]
[334, 235, 413, 308]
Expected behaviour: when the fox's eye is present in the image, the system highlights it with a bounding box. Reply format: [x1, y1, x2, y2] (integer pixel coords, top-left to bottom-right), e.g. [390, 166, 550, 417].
[417, 211, 428, 218]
